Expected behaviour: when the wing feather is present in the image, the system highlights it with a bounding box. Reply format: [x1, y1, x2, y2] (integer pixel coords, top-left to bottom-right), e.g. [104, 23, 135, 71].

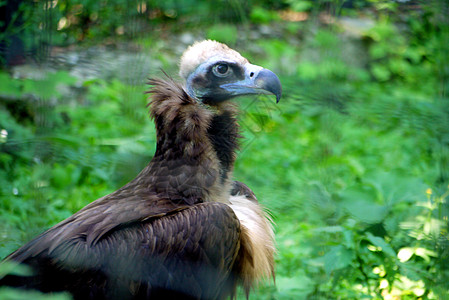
[2, 202, 241, 300]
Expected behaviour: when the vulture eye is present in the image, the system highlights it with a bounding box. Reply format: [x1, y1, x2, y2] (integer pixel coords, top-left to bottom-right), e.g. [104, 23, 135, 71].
[213, 63, 231, 77]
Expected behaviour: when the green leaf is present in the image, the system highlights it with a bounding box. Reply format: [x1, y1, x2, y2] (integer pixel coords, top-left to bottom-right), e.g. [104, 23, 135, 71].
[250, 6, 278, 24]
[371, 64, 391, 81]
[276, 270, 314, 297]
[414, 247, 437, 262]
[0, 287, 72, 300]
[397, 247, 414, 262]
[314, 226, 344, 233]
[340, 186, 388, 223]
[206, 24, 237, 45]
[365, 172, 427, 204]
[0, 261, 34, 277]
[285, 0, 312, 12]
[323, 245, 354, 275]
[0, 72, 22, 97]
[365, 232, 396, 257]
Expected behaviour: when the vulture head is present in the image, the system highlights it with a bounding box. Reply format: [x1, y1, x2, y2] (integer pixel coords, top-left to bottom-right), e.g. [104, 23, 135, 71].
[179, 40, 282, 105]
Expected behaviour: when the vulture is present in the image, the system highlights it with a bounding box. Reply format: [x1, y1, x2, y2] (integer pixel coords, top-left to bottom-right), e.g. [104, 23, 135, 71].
[0, 40, 282, 299]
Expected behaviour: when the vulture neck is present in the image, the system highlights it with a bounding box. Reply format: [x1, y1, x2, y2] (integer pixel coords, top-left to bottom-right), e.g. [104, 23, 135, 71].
[146, 77, 240, 204]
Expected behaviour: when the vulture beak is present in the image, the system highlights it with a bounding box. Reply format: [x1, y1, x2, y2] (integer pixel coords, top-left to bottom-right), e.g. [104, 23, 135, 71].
[220, 64, 282, 103]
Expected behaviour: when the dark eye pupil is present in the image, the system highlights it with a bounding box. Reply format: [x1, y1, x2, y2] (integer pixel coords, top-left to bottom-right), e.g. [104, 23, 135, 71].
[217, 64, 228, 74]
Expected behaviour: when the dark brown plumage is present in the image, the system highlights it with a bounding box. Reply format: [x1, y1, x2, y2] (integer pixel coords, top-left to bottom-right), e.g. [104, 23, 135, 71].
[0, 40, 281, 299]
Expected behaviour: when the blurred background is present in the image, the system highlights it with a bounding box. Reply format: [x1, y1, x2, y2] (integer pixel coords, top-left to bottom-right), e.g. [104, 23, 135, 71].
[0, 0, 448, 299]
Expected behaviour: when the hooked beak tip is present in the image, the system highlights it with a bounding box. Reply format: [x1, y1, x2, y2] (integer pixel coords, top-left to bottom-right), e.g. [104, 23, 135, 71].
[255, 68, 282, 103]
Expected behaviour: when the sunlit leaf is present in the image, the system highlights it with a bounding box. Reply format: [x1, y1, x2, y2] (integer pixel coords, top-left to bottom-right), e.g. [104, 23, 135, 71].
[414, 247, 437, 262]
[397, 247, 414, 262]
[366, 232, 396, 257]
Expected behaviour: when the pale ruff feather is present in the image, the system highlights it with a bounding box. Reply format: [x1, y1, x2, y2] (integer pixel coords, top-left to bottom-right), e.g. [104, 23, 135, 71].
[228, 195, 275, 282]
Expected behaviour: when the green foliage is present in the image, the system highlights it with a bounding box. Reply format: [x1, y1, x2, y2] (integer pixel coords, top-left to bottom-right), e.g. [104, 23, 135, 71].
[0, 287, 71, 300]
[284, 0, 313, 12]
[234, 3, 448, 298]
[250, 6, 280, 24]
[206, 24, 238, 45]
[236, 93, 448, 298]
[0, 262, 72, 299]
